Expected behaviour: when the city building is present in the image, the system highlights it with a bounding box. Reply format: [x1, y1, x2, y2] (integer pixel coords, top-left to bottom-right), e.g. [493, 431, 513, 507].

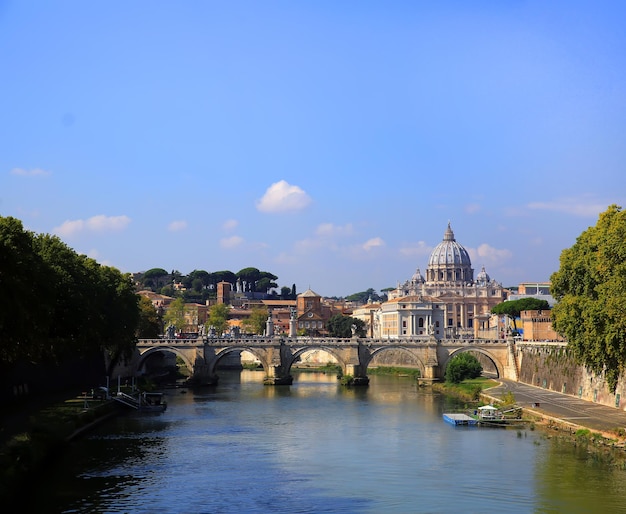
[383, 223, 508, 338]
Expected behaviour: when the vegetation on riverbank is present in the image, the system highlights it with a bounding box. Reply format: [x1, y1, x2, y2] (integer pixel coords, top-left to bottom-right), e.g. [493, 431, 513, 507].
[0, 394, 121, 501]
[432, 376, 496, 401]
[367, 366, 421, 378]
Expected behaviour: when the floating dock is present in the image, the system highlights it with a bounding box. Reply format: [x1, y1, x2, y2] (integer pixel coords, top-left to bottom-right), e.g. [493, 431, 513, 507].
[443, 413, 478, 426]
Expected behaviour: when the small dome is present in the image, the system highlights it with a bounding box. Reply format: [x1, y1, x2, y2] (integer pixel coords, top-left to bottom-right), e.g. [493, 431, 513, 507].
[427, 223, 472, 268]
[476, 266, 490, 285]
[411, 268, 425, 284]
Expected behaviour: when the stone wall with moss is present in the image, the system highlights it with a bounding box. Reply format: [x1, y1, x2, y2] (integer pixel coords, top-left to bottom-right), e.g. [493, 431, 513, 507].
[517, 343, 626, 411]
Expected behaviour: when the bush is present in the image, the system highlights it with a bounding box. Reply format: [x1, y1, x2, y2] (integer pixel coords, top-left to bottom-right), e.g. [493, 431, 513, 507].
[445, 353, 483, 384]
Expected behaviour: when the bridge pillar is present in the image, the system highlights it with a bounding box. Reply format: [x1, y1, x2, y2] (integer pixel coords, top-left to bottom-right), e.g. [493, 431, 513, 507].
[188, 363, 219, 386]
[421, 358, 440, 384]
[263, 365, 293, 385]
[343, 364, 370, 386]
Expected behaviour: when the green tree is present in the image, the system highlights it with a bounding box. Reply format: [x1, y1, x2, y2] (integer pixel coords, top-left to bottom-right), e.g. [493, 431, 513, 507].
[236, 267, 261, 292]
[137, 296, 161, 338]
[1, 217, 140, 371]
[210, 270, 236, 289]
[445, 352, 483, 384]
[142, 268, 169, 290]
[491, 297, 550, 333]
[327, 315, 366, 338]
[0, 217, 51, 363]
[164, 297, 187, 332]
[256, 271, 278, 294]
[551, 204, 626, 392]
[95, 264, 140, 374]
[207, 303, 230, 336]
[345, 288, 384, 304]
[242, 306, 269, 335]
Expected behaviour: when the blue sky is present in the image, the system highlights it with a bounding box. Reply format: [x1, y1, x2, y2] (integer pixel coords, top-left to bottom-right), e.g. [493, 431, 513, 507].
[2, 1, 625, 297]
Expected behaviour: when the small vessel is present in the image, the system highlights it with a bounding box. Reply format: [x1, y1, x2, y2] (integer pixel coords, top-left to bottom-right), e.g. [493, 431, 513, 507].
[444, 404, 528, 427]
[113, 390, 167, 412]
[139, 391, 167, 412]
[443, 413, 478, 426]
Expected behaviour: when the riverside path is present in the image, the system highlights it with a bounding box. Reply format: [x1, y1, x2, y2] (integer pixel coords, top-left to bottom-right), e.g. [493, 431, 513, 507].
[485, 379, 626, 435]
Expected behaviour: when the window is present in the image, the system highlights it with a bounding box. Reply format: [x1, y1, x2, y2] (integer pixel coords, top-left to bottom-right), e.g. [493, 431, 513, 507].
[418, 318, 424, 328]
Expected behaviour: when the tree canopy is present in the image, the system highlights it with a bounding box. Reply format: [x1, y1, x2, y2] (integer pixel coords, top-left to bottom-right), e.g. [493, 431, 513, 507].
[345, 288, 386, 304]
[242, 306, 269, 335]
[551, 204, 626, 392]
[0, 216, 139, 372]
[445, 352, 483, 383]
[491, 297, 550, 333]
[327, 315, 366, 338]
[163, 297, 187, 332]
[207, 303, 230, 336]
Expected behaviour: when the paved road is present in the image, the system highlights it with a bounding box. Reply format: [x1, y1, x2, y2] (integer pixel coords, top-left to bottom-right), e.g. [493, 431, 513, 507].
[483, 379, 626, 435]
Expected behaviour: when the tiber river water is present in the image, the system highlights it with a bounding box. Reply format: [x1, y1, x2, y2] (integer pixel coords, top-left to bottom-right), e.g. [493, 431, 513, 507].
[26, 371, 626, 513]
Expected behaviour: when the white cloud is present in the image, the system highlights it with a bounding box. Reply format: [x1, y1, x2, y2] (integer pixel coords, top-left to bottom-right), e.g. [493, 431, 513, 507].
[362, 237, 385, 251]
[168, 220, 188, 232]
[468, 243, 513, 265]
[526, 197, 608, 217]
[465, 203, 481, 214]
[223, 219, 239, 231]
[256, 180, 312, 213]
[54, 215, 131, 237]
[399, 241, 432, 257]
[220, 235, 244, 249]
[315, 222, 354, 237]
[11, 167, 51, 177]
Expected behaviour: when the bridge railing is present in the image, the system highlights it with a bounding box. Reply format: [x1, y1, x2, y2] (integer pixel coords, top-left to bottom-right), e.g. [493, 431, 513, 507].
[137, 336, 517, 347]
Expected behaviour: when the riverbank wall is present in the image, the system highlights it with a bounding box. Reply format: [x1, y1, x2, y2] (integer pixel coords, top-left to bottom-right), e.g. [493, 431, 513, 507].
[516, 343, 626, 411]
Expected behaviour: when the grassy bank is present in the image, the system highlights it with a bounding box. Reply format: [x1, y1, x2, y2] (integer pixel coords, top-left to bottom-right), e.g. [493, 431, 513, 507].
[432, 377, 497, 402]
[367, 366, 421, 378]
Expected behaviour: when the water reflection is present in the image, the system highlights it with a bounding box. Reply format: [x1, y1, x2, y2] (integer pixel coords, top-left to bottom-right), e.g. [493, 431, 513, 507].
[22, 371, 626, 513]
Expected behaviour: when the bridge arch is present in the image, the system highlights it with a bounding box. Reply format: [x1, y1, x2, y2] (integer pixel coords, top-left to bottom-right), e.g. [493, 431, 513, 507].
[136, 346, 195, 376]
[210, 347, 270, 376]
[364, 346, 426, 377]
[443, 347, 503, 378]
[286, 345, 347, 374]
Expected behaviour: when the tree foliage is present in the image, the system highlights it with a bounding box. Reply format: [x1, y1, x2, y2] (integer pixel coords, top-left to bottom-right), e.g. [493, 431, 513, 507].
[551, 204, 626, 392]
[345, 288, 385, 304]
[327, 315, 366, 338]
[491, 297, 550, 332]
[137, 296, 161, 338]
[0, 216, 139, 371]
[207, 303, 230, 336]
[445, 352, 483, 384]
[163, 297, 187, 332]
[242, 306, 269, 335]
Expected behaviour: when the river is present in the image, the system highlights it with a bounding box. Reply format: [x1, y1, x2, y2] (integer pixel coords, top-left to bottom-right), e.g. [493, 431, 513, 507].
[25, 371, 626, 513]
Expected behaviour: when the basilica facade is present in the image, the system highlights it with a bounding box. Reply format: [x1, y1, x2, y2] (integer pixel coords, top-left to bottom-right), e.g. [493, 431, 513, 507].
[374, 223, 507, 338]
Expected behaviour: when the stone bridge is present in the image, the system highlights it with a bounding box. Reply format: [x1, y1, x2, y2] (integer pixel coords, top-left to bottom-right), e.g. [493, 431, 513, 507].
[123, 336, 519, 386]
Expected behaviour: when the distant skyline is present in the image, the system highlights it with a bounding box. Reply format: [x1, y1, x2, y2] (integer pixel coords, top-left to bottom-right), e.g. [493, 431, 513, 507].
[2, 2, 625, 297]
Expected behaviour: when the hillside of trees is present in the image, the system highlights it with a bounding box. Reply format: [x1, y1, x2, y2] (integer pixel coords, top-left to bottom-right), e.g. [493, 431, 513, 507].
[136, 267, 297, 302]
